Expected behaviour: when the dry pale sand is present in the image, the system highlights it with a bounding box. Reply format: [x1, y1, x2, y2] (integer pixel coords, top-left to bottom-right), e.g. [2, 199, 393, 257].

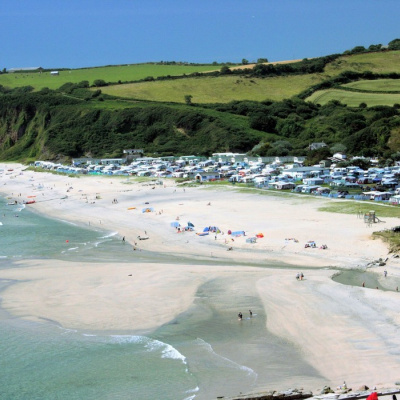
[1, 163, 400, 390]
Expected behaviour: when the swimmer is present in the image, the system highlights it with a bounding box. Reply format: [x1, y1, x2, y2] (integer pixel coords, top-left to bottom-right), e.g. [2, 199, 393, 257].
[238, 312, 243, 320]
[249, 310, 253, 317]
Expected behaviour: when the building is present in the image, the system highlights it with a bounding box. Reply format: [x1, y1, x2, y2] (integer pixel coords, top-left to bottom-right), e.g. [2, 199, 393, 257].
[123, 149, 144, 162]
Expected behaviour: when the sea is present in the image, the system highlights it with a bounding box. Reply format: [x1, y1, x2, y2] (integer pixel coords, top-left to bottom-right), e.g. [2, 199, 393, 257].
[0, 195, 326, 400]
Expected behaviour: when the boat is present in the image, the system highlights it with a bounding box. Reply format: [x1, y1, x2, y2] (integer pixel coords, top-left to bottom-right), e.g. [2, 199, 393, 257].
[24, 200, 36, 205]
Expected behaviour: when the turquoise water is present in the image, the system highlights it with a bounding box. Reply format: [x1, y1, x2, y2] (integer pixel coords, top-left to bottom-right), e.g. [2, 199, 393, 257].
[0, 197, 139, 263]
[0, 196, 324, 399]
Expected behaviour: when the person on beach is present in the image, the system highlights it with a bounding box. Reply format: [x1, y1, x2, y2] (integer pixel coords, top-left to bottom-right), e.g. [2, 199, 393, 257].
[300, 272, 304, 280]
[249, 310, 253, 317]
[384, 270, 387, 277]
[362, 282, 365, 287]
[238, 312, 243, 320]
[122, 236, 125, 242]
[296, 273, 300, 280]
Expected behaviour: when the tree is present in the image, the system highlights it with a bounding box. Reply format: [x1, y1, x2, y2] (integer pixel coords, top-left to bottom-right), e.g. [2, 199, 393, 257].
[330, 143, 347, 154]
[220, 65, 231, 75]
[242, 58, 249, 65]
[249, 113, 277, 132]
[257, 58, 268, 64]
[368, 44, 382, 51]
[388, 38, 400, 50]
[184, 95, 193, 105]
[350, 46, 366, 54]
[93, 79, 107, 87]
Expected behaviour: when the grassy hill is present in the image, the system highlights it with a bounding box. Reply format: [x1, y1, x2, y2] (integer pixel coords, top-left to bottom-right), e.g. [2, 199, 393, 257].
[343, 79, 400, 91]
[2, 48, 400, 163]
[306, 88, 400, 107]
[0, 64, 219, 91]
[97, 50, 400, 104]
[99, 74, 324, 103]
[2, 51, 400, 106]
[324, 51, 400, 75]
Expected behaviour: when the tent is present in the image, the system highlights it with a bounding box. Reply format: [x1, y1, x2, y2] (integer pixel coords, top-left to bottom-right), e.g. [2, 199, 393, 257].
[231, 230, 245, 237]
[187, 221, 195, 227]
[170, 221, 180, 228]
[256, 233, 264, 238]
[142, 207, 155, 213]
[203, 226, 220, 233]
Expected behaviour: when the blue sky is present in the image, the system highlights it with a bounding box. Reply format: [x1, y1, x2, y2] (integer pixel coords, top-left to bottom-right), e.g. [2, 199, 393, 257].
[2, 0, 400, 69]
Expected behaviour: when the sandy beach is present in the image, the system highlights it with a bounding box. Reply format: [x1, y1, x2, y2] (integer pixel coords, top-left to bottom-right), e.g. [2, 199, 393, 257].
[1, 163, 400, 393]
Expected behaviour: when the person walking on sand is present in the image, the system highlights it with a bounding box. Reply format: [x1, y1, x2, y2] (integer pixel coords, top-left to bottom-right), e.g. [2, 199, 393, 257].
[384, 270, 388, 277]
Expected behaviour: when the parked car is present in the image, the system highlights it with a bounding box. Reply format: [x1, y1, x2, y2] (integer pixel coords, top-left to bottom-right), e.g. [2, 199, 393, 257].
[337, 190, 349, 198]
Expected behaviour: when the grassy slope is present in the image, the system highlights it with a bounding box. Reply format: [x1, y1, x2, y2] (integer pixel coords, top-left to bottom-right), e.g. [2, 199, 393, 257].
[99, 74, 324, 103]
[306, 51, 400, 106]
[324, 51, 400, 75]
[307, 89, 400, 106]
[99, 51, 400, 104]
[0, 64, 219, 90]
[343, 79, 400, 91]
[2, 51, 400, 104]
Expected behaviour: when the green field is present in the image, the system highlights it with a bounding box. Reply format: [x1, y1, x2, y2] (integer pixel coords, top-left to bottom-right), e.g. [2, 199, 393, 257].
[342, 79, 400, 92]
[3, 51, 400, 104]
[92, 51, 400, 104]
[99, 74, 324, 103]
[0, 64, 219, 90]
[306, 88, 400, 106]
[325, 50, 400, 75]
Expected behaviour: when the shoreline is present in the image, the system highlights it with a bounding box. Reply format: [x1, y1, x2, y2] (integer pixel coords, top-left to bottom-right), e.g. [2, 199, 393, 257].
[2, 164, 400, 391]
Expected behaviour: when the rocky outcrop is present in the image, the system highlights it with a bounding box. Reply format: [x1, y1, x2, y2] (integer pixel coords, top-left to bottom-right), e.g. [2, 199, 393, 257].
[224, 388, 313, 400]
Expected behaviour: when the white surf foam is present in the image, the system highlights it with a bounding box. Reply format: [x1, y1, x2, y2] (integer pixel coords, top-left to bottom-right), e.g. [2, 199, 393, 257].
[58, 326, 78, 335]
[186, 386, 199, 394]
[110, 335, 187, 364]
[98, 231, 118, 239]
[195, 338, 256, 377]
